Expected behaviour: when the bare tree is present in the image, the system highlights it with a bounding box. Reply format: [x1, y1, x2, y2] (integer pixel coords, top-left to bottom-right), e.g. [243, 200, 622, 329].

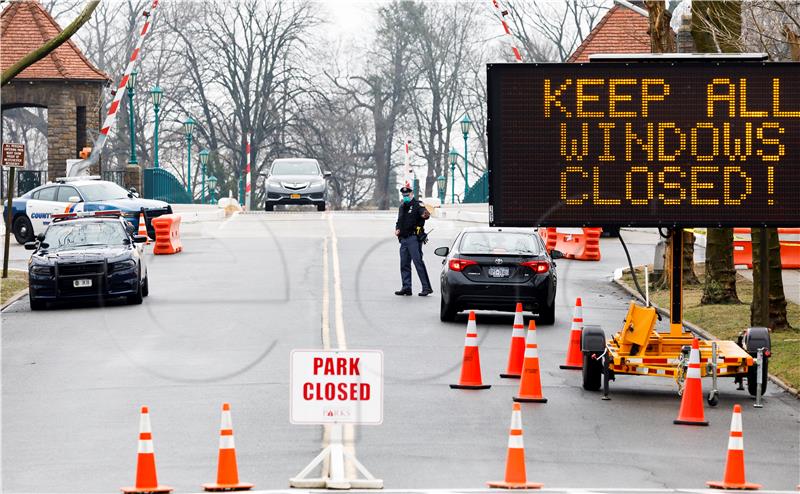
[406, 1, 482, 197]
[502, 0, 608, 62]
[328, 1, 419, 209]
[159, 0, 318, 204]
[290, 92, 375, 209]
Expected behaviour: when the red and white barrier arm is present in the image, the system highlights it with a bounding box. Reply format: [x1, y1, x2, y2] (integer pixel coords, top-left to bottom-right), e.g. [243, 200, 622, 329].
[491, 0, 523, 62]
[71, 0, 160, 175]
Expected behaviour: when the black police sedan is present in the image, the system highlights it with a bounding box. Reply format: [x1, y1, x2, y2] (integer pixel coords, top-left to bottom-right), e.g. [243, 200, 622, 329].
[435, 227, 561, 324]
[26, 211, 149, 310]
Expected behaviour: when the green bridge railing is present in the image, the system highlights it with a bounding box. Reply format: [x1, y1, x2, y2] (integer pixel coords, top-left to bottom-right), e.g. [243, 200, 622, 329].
[143, 168, 192, 204]
[464, 171, 489, 203]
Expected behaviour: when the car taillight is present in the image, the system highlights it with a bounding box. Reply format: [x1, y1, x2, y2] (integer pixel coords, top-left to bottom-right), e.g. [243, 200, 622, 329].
[449, 258, 477, 271]
[521, 261, 549, 273]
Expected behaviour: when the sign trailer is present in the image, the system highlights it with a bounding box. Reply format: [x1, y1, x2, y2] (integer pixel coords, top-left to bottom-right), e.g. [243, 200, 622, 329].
[289, 349, 383, 489]
[487, 57, 793, 403]
[487, 61, 800, 228]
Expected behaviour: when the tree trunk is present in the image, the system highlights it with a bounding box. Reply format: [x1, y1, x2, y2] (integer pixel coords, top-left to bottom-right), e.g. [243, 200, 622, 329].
[750, 228, 792, 331]
[692, 0, 741, 304]
[644, 0, 676, 53]
[1, 1, 100, 86]
[371, 112, 390, 209]
[702, 228, 740, 304]
[655, 235, 672, 290]
[645, 2, 697, 288]
[683, 231, 699, 285]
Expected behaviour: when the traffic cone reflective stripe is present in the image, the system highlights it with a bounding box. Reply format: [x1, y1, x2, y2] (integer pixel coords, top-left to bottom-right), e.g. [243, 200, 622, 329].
[560, 297, 583, 370]
[513, 321, 547, 403]
[203, 403, 253, 491]
[501, 303, 526, 379]
[674, 338, 709, 426]
[487, 403, 543, 489]
[450, 311, 491, 390]
[138, 212, 150, 245]
[121, 407, 172, 494]
[707, 405, 761, 490]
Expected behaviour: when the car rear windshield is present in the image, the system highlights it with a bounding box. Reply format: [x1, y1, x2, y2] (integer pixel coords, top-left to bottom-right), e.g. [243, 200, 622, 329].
[270, 161, 320, 176]
[43, 221, 128, 250]
[459, 232, 542, 256]
[78, 182, 130, 201]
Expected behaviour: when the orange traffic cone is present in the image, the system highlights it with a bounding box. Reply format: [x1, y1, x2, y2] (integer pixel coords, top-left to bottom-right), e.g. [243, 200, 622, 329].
[674, 338, 709, 426]
[559, 297, 583, 370]
[121, 407, 172, 494]
[487, 403, 543, 489]
[707, 404, 761, 490]
[450, 311, 491, 390]
[500, 303, 526, 379]
[203, 403, 254, 491]
[513, 321, 547, 403]
[137, 211, 150, 245]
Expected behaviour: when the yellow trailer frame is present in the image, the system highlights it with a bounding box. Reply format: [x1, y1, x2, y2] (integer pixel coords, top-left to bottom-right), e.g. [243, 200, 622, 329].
[607, 302, 753, 383]
[597, 229, 764, 401]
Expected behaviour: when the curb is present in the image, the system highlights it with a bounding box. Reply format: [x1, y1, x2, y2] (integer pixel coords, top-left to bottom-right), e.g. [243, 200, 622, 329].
[611, 268, 799, 399]
[2, 287, 28, 312]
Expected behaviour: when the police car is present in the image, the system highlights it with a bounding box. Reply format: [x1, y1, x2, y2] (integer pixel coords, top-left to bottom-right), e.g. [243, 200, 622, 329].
[5, 177, 171, 244]
[26, 210, 149, 310]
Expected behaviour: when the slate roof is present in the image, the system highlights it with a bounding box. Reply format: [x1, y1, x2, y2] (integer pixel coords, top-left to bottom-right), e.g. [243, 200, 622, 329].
[568, 4, 651, 63]
[1, 0, 108, 81]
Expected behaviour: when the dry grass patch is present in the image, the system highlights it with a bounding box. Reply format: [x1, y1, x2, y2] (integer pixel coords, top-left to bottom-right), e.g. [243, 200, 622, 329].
[1, 270, 28, 306]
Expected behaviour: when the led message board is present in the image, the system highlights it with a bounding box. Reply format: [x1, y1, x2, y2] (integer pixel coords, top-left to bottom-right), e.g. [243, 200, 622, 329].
[487, 62, 800, 227]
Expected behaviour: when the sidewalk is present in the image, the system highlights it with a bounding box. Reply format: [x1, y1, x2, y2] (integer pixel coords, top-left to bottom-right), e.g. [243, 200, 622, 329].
[738, 268, 800, 304]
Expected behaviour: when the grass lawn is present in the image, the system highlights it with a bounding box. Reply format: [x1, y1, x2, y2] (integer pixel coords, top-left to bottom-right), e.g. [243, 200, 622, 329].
[1, 269, 28, 306]
[620, 265, 800, 391]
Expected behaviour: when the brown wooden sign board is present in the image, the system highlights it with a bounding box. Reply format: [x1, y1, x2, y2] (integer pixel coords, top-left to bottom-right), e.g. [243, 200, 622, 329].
[2, 143, 25, 168]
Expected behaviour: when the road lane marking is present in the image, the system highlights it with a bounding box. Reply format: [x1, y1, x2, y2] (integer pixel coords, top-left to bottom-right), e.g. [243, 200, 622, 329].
[328, 213, 347, 350]
[322, 236, 331, 349]
[321, 212, 356, 478]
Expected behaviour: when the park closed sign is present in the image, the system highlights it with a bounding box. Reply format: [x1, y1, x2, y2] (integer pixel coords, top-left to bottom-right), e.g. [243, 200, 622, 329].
[487, 61, 800, 227]
[290, 350, 383, 425]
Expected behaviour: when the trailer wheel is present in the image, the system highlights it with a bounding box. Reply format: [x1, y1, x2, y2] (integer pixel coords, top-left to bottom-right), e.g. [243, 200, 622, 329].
[746, 356, 768, 397]
[707, 390, 719, 407]
[582, 353, 602, 391]
[744, 327, 770, 397]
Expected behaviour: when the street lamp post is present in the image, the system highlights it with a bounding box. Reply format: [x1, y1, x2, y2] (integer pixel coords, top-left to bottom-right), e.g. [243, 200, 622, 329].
[449, 147, 458, 205]
[199, 149, 209, 205]
[183, 117, 195, 200]
[207, 175, 218, 204]
[150, 86, 163, 168]
[437, 175, 446, 204]
[461, 114, 471, 198]
[126, 70, 138, 165]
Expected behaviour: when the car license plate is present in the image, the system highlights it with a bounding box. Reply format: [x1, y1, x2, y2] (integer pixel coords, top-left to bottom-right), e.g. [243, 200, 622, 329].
[290, 193, 301, 199]
[488, 267, 510, 278]
[73, 279, 92, 288]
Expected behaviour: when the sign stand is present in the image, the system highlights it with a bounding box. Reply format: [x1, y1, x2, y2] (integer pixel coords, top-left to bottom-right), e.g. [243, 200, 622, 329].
[2, 166, 15, 278]
[289, 423, 383, 489]
[2, 143, 25, 279]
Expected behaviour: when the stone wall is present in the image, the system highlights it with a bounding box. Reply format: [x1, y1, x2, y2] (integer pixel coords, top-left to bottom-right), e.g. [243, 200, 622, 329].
[1, 80, 104, 179]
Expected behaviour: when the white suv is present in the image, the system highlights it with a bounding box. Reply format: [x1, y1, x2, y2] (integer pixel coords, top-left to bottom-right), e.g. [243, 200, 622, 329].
[262, 158, 329, 211]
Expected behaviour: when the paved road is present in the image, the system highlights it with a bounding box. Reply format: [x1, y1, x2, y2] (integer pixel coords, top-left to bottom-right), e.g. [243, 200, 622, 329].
[2, 211, 798, 493]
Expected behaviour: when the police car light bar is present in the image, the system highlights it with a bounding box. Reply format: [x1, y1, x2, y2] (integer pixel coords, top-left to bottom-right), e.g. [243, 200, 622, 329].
[51, 210, 124, 222]
[54, 175, 102, 183]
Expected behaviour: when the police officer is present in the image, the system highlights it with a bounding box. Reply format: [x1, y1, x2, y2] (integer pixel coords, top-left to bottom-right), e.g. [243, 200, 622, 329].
[394, 186, 433, 296]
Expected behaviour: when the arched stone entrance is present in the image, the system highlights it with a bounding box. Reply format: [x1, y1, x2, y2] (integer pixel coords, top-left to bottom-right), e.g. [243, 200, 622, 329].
[1, 1, 109, 178]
